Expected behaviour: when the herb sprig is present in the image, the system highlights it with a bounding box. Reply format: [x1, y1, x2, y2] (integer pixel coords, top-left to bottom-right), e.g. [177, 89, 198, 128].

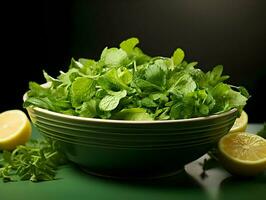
[0, 139, 66, 182]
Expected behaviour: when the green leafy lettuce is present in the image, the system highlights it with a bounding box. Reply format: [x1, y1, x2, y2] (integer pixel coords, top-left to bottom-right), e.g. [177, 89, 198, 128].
[24, 37, 249, 120]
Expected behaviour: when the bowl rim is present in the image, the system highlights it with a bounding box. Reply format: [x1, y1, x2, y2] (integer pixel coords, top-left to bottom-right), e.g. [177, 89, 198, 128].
[23, 91, 238, 124]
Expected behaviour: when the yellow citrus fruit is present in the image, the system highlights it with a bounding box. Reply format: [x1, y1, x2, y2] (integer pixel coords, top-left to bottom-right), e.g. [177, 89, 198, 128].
[0, 110, 32, 150]
[218, 132, 266, 176]
[229, 110, 248, 133]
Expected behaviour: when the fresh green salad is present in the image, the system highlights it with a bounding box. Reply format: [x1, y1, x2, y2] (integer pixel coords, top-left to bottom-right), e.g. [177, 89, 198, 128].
[24, 38, 249, 120]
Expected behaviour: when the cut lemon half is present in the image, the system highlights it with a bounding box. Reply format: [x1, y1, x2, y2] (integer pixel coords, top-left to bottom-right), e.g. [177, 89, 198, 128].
[229, 110, 248, 133]
[0, 110, 32, 150]
[218, 132, 266, 176]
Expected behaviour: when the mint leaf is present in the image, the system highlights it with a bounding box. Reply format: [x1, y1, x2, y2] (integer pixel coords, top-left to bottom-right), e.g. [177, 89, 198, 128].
[238, 86, 250, 98]
[70, 77, 96, 107]
[168, 73, 197, 95]
[119, 37, 150, 65]
[100, 47, 128, 66]
[43, 71, 61, 87]
[118, 68, 133, 85]
[200, 65, 230, 88]
[211, 83, 247, 113]
[77, 99, 97, 118]
[141, 97, 158, 108]
[58, 68, 81, 85]
[172, 48, 185, 66]
[27, 82, 50, 97]
[99, 96, 120, 111]
[78, 58, 99, 75]
[97, 68, 130, 91]
[134, 79, 163, 92]
[99, 90, 127, 111]
[145, 61, 167, 87]
[120, 37, 139, 54]
[69, 57, 83, 69]
[227, 89, 247, 109]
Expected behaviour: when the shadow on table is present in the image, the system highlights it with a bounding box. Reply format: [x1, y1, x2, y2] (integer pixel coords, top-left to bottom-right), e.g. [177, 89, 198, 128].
[73, 163, 200, 189]
[56, 163, 211, 200]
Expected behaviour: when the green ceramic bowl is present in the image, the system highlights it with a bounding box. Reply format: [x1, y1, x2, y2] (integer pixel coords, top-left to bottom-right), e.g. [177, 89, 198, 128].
[43, 132, 217, 178]
[24, 98, 238, 178]
[38, 127, 224, 149]
[35, 123, 229, 147]
[29, 107, 237, 147]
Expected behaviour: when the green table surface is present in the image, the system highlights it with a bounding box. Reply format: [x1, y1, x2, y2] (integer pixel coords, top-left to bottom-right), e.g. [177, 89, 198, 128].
[0, 124, 265, 200]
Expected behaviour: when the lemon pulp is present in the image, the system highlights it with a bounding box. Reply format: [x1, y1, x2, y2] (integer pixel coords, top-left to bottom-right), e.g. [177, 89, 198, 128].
[0, 110, 32, 150]
[229, 110, 248, 133]
[218, 132, 266, 176]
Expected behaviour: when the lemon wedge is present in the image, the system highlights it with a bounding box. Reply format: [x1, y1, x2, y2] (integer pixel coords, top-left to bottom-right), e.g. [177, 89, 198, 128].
[0, 110, 32, 150]
[218, 132, 266, 176]
[229, 110, 248, 133]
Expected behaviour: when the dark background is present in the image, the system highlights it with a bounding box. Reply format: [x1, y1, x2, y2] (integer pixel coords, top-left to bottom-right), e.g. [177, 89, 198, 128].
[2, 0, 266, 122]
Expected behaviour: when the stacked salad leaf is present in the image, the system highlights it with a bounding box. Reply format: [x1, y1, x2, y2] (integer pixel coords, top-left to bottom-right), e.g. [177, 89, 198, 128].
[24, 38, 249, 120]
